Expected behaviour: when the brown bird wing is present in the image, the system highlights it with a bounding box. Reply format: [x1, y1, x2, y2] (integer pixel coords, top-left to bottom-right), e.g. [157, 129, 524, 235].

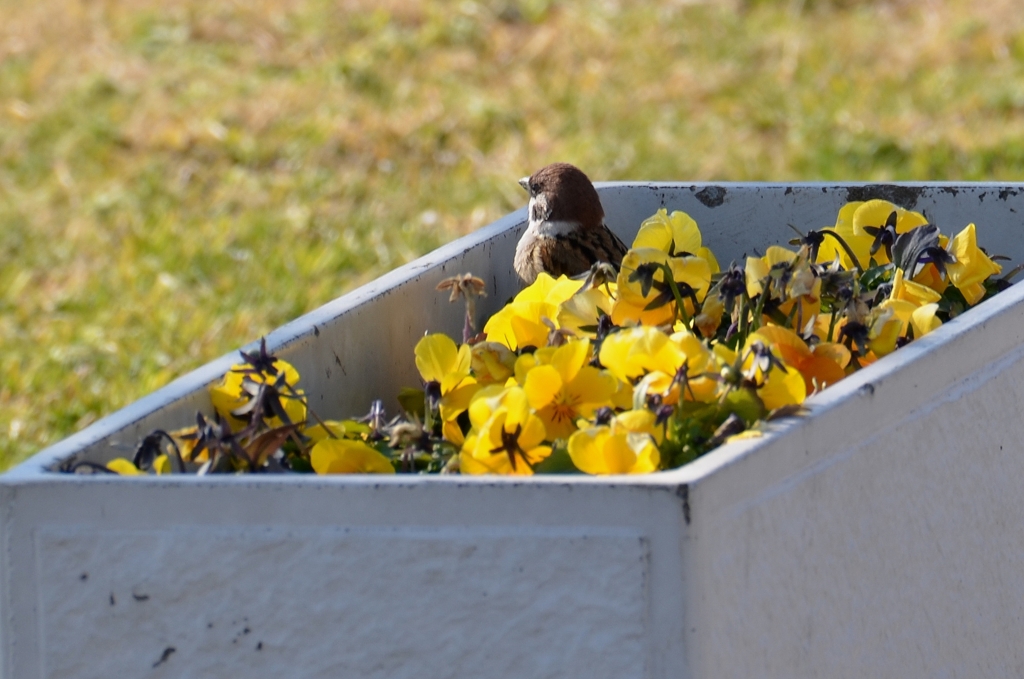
[574, 224, 628, 266]
[544, 224, 629, 279]
[535, 237, 595, 279]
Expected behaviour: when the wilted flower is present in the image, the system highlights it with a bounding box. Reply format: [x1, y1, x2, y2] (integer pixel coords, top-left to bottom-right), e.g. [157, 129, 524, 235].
[209, 356, 307, 432]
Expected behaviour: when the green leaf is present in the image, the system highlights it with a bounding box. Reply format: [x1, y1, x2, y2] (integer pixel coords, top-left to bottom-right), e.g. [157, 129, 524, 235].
[397, 387, 426, 420]
[723, 387, 765, 425]
[533, 444, 581, 474]
[860, 262, 894, 291]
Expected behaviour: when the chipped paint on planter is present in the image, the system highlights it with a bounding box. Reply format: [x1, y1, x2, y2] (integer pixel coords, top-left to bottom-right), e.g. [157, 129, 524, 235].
[4, 184, 1024, 678]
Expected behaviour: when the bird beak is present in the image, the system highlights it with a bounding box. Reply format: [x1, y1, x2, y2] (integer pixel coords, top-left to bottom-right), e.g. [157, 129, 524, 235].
[518, 176, 530, 193]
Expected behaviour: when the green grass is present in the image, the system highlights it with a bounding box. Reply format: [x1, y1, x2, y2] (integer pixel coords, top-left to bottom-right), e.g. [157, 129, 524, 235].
[3, 0, 1024, 468]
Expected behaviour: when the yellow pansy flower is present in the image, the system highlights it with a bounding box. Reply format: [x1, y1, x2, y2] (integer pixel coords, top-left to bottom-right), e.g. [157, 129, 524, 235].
[302, 419, 371, 443]
[470, 341, 517, 385]
[483, 273, 584, 350]
[890, 268, 941, 307]
[815, 201, 864, 269]
[107, 458, 145, 475]
[946, 223, 1001, 306]
[632, 208, 720, 272]
[599, 326, 718, 404]
[556, 285, 615, 339]
[520, 339, 617, 440]
[850, 200, 929, 266]
[612, 248, 711, 326]
[741, 338, 806, 410]
[911, 303, 941, 338]
[311, 439, 395, 474]
[460, 386, 551, 475]
[567, 410, 661, 475]
[866, 302, 906, 357]
[414, 333, 480, 445]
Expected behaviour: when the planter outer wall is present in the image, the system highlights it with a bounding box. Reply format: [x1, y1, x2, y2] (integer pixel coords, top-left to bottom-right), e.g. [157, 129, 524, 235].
[4, 184, 1024, 678]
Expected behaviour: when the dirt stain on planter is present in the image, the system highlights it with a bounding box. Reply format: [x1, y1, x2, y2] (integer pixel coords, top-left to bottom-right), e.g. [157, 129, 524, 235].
[694, 186, 727, 208]
[846, 184, 924, 209]
[152, 646, 175, 668]
[676, 484, 691, 525]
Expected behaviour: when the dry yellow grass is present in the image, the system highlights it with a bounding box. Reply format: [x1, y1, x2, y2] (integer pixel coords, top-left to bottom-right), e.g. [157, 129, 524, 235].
[3, 0, 1024, 468]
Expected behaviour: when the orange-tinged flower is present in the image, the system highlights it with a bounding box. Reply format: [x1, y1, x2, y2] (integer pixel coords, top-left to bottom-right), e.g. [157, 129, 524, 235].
[311, 439, 395, 474]
[947, 223, 1001, 305]
[520, 339, 617, 440]
[749, 326, 846, 395]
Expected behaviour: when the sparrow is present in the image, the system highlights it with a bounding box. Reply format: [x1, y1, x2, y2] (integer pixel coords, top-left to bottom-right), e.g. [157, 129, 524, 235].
[514, 162, 628, 285]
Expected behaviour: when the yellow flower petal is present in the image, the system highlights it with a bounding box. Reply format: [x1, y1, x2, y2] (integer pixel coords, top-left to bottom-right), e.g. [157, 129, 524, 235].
[633, 208, 703, 255]
[549, 339, 590, 384]
[414, 333, 460, 384]
[311, 439, 395, 474]
[567, 426, 660, 475]
[756, 360, 806, 410]
[153, 454, 172, 475]
[523, 364, 564, 411]
[107, 458, 144, 475]
[947, 223, 1001, 304]
[910, 303, 942, 338]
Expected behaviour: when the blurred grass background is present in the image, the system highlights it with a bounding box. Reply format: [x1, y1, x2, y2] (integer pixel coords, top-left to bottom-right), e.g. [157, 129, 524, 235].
[2, 0, 1024, 469]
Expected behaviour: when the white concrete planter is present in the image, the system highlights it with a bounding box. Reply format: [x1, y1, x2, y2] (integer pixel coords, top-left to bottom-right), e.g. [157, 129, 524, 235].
[5, 183, 1024, 678]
